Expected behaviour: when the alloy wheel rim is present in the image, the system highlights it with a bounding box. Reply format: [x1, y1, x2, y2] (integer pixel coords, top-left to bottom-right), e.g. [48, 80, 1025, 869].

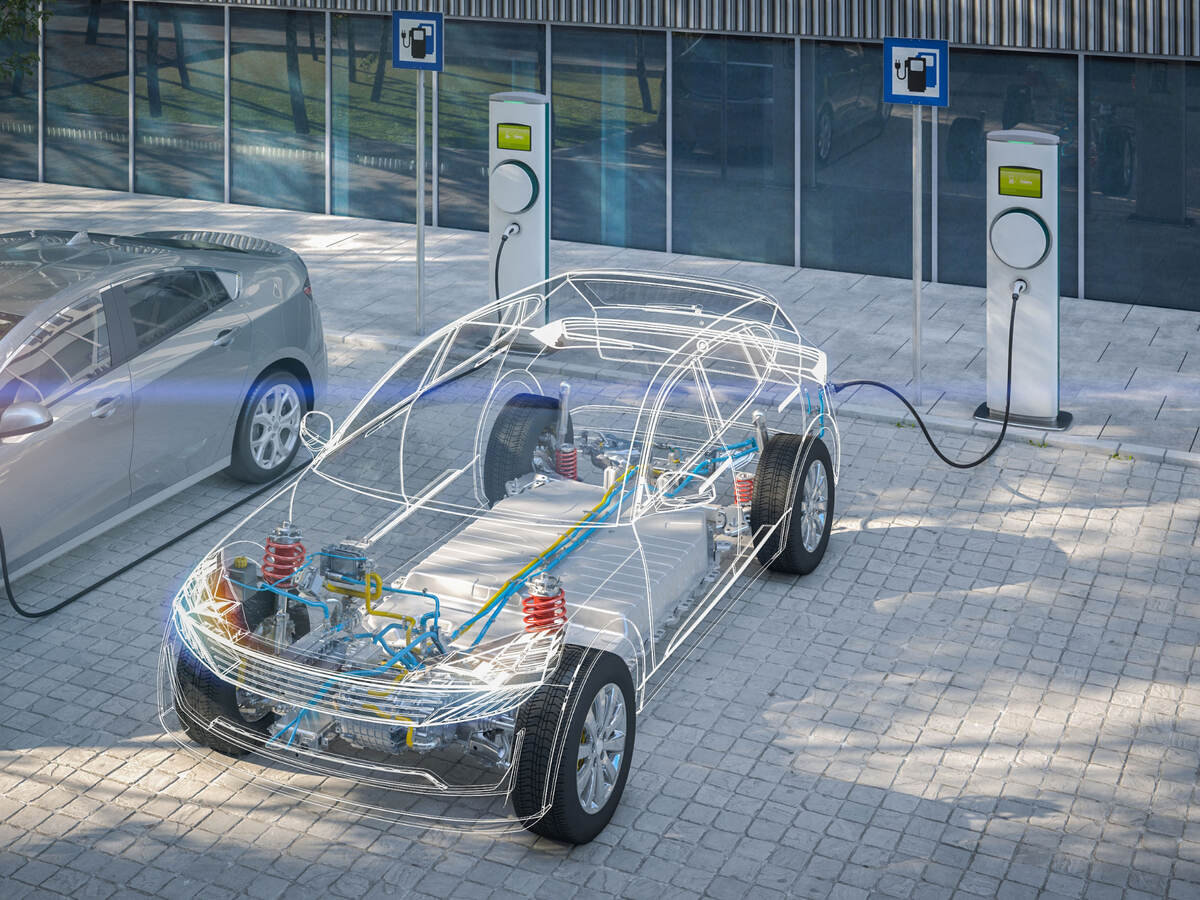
[576, 683, 627, 814]
[250, 383, 301, 471]
[818, 112, 833, 160]
[799, 460, 828, 553]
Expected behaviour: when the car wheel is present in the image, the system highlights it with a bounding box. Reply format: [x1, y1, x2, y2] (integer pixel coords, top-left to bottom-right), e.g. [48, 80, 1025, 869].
[513, 645, 635, 844]
[750, 433, 834, 575]
[946, 116, 984, 181]
[815, 105, 834, 165]
[482, 392, 572, 506]
[174, 590, 309, 757]
[229, 370, 307, 483]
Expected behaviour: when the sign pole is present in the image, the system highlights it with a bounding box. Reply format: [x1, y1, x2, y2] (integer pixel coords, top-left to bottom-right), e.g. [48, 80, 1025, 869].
[392, 9, 442, 336]
[912, 104, 922, 407]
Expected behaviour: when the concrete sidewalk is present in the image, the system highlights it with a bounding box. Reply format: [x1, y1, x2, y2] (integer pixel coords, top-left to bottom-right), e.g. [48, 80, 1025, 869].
[2, 178, 1197, 464]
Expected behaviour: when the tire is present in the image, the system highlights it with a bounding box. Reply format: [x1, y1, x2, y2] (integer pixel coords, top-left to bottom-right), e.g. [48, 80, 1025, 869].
[815, 104, 834, 165]
[947, 117, 983, 181]
[1098, 128, 1133, 196]
[750, 433, 834, 575]
[482, 393, 572, 506]
[174, 590, 309, 757]
[228, 369, 307, 483]
[513, 646, 636, 844]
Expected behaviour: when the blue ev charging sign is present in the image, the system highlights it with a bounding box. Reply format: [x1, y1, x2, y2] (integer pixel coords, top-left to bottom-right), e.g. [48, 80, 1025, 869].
[883, 38, 949, 107]
[392, 11, 444, 72]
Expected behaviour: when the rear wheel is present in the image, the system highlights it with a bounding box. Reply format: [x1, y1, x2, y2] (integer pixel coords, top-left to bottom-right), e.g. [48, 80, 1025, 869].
[229, 370, 306, 483]
[174, 591, 309, 756]
[513, 646, 635, 844]
[750, 433, 834, 575]
[483, 393, 572, 505]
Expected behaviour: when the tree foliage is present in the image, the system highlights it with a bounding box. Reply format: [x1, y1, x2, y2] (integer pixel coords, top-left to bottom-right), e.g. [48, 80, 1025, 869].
[1, 1, 53, 83]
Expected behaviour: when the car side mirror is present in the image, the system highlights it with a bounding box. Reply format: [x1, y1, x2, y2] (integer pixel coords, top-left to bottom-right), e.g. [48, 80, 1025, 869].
[0, 402, 53, 438]
[300, 410, 333, 454]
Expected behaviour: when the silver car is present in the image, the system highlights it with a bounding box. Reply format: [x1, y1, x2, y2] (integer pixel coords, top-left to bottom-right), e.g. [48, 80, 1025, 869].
[0, 229, 326, 581]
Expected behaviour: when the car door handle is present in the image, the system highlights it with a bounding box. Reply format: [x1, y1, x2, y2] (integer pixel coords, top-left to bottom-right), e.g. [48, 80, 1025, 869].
[90, 397, 121, 419]
[212, 327, 240, 348]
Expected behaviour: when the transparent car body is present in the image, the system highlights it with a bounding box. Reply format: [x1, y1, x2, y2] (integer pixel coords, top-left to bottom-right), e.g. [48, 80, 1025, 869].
[161, 271, 839, 832]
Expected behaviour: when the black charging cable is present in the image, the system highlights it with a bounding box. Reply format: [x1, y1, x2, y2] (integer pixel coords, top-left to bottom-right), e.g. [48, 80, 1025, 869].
[493, 222, 521, 322]
[828, 284, 1024, 470]
[1, 458, 313, 619]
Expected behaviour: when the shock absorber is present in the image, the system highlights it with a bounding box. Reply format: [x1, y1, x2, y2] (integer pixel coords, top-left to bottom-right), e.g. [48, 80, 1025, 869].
[733, 471, 755, 507]
[521, 572, 566, 634]
[556, 443, 578, 480]
[262, 522, 305, 589]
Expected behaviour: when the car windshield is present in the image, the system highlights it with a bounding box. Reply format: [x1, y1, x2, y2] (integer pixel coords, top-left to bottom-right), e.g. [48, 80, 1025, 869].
[309, 273, 823, 530]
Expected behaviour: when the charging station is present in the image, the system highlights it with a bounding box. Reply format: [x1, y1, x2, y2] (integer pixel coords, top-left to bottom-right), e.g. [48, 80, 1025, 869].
[975, 129, 1072, 431]
[489, 92, 549, 304]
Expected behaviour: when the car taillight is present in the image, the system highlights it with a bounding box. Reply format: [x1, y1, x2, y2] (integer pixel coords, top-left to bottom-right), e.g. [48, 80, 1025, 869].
[303, 277, 313, 299]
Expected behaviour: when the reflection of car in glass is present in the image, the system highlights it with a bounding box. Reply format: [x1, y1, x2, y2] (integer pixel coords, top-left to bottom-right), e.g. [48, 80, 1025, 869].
[811, 43, 890, 166]
[165, 272, 838, 844]
[944, 68, 1134, 195]
[0, 230, 326, 581]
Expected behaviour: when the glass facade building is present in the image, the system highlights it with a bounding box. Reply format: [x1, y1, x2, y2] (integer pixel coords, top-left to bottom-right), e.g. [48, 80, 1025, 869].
[5, 4, 1199, 312]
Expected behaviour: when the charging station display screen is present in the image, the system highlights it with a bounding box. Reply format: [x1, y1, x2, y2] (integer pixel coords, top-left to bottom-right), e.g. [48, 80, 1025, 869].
[496, 123, 532, 152]
[998, 166, 1043, 198]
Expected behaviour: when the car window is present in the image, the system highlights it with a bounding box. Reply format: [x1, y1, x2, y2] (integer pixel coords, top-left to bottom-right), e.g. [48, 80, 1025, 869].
[0, 295, 111, 408]
[120, 269, 230, 353]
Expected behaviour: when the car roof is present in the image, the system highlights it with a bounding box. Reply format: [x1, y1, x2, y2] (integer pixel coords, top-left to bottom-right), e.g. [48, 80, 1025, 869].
[0, 229, 283, 323]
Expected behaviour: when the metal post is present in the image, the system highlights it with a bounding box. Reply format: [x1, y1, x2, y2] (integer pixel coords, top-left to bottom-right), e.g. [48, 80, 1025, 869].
[324, 11, 331, 216]
[912, 104, 923, 407]
[416, 68, 425, 336]
[223, 5, 230, 204]
[37, 0, 44, 183]
[664, 30, 672, 254]
[1077, 53, 1085, 299]
[431, 70, 438, 228]
[930, 104, 938, 283]
[793, 36, 801, 269]
[128, 0, 134, 193]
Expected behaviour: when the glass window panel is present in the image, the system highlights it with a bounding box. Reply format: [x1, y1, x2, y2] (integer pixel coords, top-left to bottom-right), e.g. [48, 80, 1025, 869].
[1085, 58, 1200, 310]
[230, 9, 325, 212]
[800, 40, 929, 278]
[330, 14, 431, 223]
[43, 1, 129, 190]
[937, 49, 1078, 294]
[120, 269, 226, 352]
[552, 28, 666, 250]
[134, 4, 224, 201]
[673, 35, 794, 265]
[0, 27, 38, 180]
[0, 296, 111, 409]
[438, 21, 544, 231]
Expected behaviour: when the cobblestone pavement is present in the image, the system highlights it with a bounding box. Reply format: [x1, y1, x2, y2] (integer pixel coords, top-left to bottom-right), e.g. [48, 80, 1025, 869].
[2, 342, 1199, 899]
[1, 179, 1198, 458]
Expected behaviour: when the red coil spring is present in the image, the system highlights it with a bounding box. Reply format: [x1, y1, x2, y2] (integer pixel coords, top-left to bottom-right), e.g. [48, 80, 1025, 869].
[556, 444, 578, 480]
[522, 588, 566, 633]
[733, 471, 754, 506]
[263, 537, 305, 587]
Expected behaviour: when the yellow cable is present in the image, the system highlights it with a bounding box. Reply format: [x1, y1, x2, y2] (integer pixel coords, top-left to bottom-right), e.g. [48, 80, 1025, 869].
[455, 468, 633, 641]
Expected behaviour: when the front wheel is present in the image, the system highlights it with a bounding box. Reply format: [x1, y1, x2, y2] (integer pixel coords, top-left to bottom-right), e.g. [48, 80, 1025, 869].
[750, 433, 835, 575]
[228, 370, 306, 483]
[513, 646, 635, 844]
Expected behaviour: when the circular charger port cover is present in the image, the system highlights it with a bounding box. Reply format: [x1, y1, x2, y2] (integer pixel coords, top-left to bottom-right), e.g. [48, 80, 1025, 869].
[989, 209, 1051, 270]
[491, 161, 539, 214]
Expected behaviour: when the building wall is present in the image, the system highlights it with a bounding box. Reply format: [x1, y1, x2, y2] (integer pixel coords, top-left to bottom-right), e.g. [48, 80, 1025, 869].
[182, 1, 1200, 59]
[0, 2, 1197, 310]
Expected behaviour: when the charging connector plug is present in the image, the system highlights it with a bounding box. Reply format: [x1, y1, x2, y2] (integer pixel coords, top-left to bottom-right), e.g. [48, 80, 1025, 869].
[1011, 278, 1028, 302]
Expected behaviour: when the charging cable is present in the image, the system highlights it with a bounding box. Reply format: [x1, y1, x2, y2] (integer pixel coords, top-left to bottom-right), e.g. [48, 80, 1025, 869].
[828, 280, 1026, 470]
[494, 222, 520, 311]
[0, 458, 314, 619]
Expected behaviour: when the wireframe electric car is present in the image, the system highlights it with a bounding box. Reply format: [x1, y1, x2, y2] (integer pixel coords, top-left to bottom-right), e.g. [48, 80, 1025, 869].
[164, 271, 838, 843]
[0, 229, 325, 581]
